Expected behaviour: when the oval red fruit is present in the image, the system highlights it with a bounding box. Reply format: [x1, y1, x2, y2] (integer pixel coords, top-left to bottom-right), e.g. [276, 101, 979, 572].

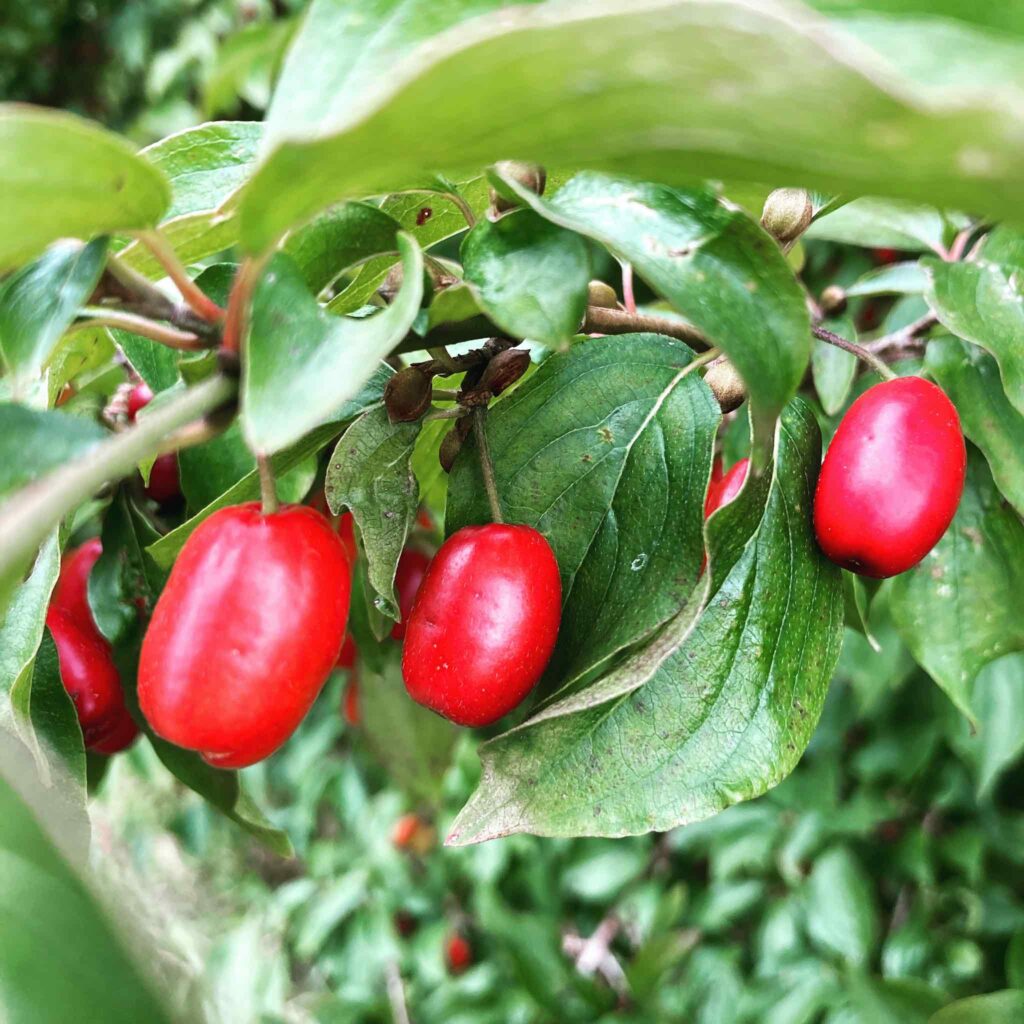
[705, 457, 749, 519]
[342, 677, 360, 727]
[401, 524, 561, 727]
[46, 606, 126, 748]
[813, 377, 965, 578]
[52, 537, 103, 632]
[337, 631, 357, 670]
[138, 503, 351, 767]
[90, 707, 140, 755]
[445, 933, 472, 973]
[145, 453, 181, 504]
[391, 548, 431, 641]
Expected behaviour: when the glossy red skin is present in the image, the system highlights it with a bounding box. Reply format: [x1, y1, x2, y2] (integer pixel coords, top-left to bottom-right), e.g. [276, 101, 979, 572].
[391, 548, 431, 641]
[46, 607, 126, 749]
[814, 377, 966, 578]
[705, 458, 749, 519]
[337, 631, 357, 669]
[401, 524, 561, 727]
[126, 382, 154, 421]
[145, 453, 181, 504]
[138, 503, 351, 768]
[446, 934, 472, 974]
[52, 538, 103, 633]
[342, 677, 360, 726]
[90, 707, 139, 755]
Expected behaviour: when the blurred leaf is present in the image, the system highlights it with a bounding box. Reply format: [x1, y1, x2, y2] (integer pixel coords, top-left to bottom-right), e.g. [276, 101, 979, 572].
[360, 647, 456, 805]
[562, 843, 646, 903]
[925, 227, 1024, 417]
[47, 327, 116, 402]
[427, 282, 481, 331]
[325, 407, 420, 621]
[846, 261, 927, 298]
[806, 198, 950, 251]
[929, 991, 1024, 1023]
[890, 449, 1024, 724]
[242, 235, 421, 454]
[462, 209, 589, 345]
[293, 872, 369, 960]
[203, 21, 296, 118]
[966, 654, 1024, 798]
[804, 847, 878, 967]
[1007, 930, 1024, 989]
[449, 400, 842, 842]
[832, 973, 947, 1024]
[0, 238, 108, 392]
[448, 334, 718, 689]
[926, 336, 1024, 517]
[813, 313, 859, 415]
[0, 105, 168, 271]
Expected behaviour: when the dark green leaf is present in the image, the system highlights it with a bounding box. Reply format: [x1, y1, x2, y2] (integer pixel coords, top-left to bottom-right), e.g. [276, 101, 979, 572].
[0, 105, 168, 271]
[495, 171, 808, 456]
[447, 334, 719, 688]
[926, 336, 1024, 516]
[448, 400, 843, 842]
[812, 313, 858, 415]
[925, 227, 1024, 417]
[0, 238, 108, 392]
[461, 209, 589, 345]
[0, 406, 106, 500]
[928, 991, 1024, 1024]
[242, 234, 422, 454]
[325, 407, 420, 622]
[46, 327, 116, 401]
[804, 847, 878, 966]
[890, 449, 1024, 723]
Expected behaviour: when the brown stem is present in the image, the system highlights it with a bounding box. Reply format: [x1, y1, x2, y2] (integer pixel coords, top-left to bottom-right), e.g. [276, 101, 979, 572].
[472, 408, 504, 524]
[257, 455, 279, 516]
[72, 310, 208, 351]
[135, 230, 226, 324]
[221, 257, 263, 355]
[813, 325, 896, 380]
[581, 305, 708, 348]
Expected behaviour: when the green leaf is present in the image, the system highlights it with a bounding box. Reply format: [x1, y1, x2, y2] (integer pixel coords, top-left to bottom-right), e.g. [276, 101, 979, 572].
[0, 744, 172, 1023]
[804, 847, 879, 967]
[0, 238, 108, 392]
[241, 2, 1024, 253]
[1008, 930, 1024, 989]
[926, 336, 1024, 517]
[929, 991, 1024, 1024]
[461, 209, 589, 345]
[47, 327, 116, 402]
[805, 198, 950, 251]
[890, 449, 1024, 724]
[203, 21, 296, 118]
[426, 282, 481, 331]
[846, 261, 927, 298]
[242, 233, 422, 454]
[0, 406, 106, 500]
[925, 228, 1024, 417]
[283, 201, 402, 294]
[812, 313, 858, 416]
[963, 654, 1024, 799]
[835, 974, 947, 1024]
[447, 334, 719, 688]
[448, 400, 843, 842]
[495, 171, 808, 458]
[360, 647, 457, 804]
[0, 105, 169, 271]
[325, 407, 420, 621]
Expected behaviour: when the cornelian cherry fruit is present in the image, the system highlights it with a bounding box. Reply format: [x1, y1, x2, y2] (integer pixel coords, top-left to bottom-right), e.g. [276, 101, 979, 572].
[337, 631, 357, 669]
[445, 933, 473, 974]
[52, 537, 102, 632]
[90, 706, 140, 755]
[705, 457, 749, 519]
[342, 678, 360, 727]
[814, 377, 965, 578]
[401, 524, 561, 727]
[126, 382, 181, 504]
[391, 548, 431, 641]
[138, 503, 351, 767]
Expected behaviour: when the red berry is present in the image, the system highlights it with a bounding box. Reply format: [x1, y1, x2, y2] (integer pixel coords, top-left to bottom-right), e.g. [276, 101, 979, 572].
[138, 503, 351, 767]
[145, 453, 180, 504]
[445, 933, 472, 974]
[338, 511, 357, 565]
[391, 548, 431, 641]
[872, 247, 899, 265]
[342, 677, 360, 726]
[45, 606, 126, 749]
[401, 524, 561, 727]
[90, 706, 140, 755]
[814, 377, 965, 578]
[337, 631, 357, 670]
[392, 813, 421, 849]
[705, 458, 749, 519]
[126, 382, 154, 421]
[52, 538, 103, 633]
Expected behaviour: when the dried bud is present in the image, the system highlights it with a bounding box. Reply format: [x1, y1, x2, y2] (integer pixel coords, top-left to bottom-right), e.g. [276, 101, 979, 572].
[384, 367, 432, 423]
[704, 358, 746, 414]
[439, 417, 472, 472]
[586, 280, 619, 309]
[488, 161, 547, 214]
[820, 284, 848, 316]
[378, 262, 445, 305]
[761, 188, 813, 244]
[478, 347, 530, 396]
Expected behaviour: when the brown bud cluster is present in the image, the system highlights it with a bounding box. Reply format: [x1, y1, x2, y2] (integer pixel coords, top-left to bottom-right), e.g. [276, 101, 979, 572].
[489, 161, 547, 214]
[478, 347, 530, 396]
[384, 366, 433, 423]
[439, 416, 473, 473]
[586, 280, 619, 309]
[704, 358, 746, 414]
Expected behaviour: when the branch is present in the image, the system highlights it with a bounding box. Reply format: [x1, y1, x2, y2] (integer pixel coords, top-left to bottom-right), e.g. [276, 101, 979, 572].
[863, 312, 937, 361]
[73, 309, 209, 351]
[813, 325, 895, 380]
[0, 375, 237, 590]
[134, 229, 226, 324]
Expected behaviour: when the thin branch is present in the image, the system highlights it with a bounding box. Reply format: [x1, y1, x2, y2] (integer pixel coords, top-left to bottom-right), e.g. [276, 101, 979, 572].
[134, 229, 225, 324]
[427, 345, 461, 373]
[73, 309, 208, 351]
[384, 960, 411, 1024]
[473, 408, 504, 524]
[221, 257, 263, 354]
[0, 376, 237, 590]
[257, 455, 279, 516]
[813, 325, 896, 380]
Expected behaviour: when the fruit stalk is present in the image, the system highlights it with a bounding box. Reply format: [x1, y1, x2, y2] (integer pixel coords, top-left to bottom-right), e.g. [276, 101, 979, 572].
[472, 408, 504, 524]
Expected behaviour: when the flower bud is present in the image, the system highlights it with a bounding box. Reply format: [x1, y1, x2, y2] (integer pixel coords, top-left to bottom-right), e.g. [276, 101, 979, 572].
[384, 367, 432, 423]
[439, 417, 472, 473]
[761, 188, 812, 244]
[704, 358, 746, 414]
[820, 285, 847, 316]
[488, 161, 547, 214]
[478, 347, 530, 396]
[586, 280, 619, 309]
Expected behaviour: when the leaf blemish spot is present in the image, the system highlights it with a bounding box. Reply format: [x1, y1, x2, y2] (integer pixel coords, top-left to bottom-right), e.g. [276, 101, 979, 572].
[598, 427, 614, 444]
